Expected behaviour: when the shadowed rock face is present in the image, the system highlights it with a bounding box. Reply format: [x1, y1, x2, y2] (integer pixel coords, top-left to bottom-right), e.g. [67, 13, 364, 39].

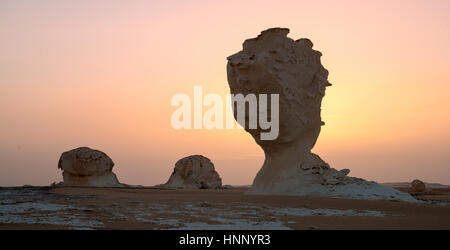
[227, 28, 416, 202]
[411, 179, 426, 192]
[58, 147, 122, 187]
[162, 155, 222, 189]
[227, 28, 329, 150]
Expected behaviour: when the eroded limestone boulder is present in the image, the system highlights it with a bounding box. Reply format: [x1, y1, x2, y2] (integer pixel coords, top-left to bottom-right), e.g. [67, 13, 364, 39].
[411, 179, 426, 192]
[162, 155, 222, 189]
[58, 147, 122, 187]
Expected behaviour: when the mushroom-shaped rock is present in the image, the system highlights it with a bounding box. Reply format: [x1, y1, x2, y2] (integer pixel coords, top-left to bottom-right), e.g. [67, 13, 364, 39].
[411, 179, 426, 192]
[162, 155, 222, 189]
[226, 28, 416, 202]
[58, 147, 122, 187]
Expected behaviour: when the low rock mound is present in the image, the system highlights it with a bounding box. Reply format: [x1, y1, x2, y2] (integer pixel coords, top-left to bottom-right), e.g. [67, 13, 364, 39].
[161, 155, 222, 189]
[411, 179, 426, 192]
[58, 147, 123, 187]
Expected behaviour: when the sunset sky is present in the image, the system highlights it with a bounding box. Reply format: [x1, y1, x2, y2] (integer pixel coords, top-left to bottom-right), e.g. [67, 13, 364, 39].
[1, 0, 449, 186]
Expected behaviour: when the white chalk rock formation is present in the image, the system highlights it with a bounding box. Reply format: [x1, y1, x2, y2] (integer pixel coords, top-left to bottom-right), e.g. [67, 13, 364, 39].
[226, 28, 416, 202]
[58, 147, 123, 187]
[162, 155, 222, 189]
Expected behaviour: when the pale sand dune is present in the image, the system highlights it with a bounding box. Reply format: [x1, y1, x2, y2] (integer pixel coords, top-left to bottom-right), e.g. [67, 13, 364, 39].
[0, 186, 449, 229]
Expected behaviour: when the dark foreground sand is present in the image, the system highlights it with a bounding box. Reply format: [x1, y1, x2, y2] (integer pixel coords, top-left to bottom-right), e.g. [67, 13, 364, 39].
[1, 185, 450, 230]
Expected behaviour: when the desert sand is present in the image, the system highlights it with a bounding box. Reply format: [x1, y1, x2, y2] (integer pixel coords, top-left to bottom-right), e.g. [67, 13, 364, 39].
[0, 185, 449, 230]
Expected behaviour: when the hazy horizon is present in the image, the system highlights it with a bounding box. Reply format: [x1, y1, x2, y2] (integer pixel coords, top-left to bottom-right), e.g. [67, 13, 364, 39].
[1, 0, 450, 186]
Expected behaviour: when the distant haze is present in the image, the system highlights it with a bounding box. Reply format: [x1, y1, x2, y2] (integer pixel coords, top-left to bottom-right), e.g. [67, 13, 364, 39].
[1, 0, 449, 186]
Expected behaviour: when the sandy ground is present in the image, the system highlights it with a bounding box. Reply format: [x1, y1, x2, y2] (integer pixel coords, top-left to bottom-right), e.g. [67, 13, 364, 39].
[1, 185, 450, 230]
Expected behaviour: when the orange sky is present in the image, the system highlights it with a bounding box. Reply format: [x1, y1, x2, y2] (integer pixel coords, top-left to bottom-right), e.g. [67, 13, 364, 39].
[1, 0, 449, 186]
